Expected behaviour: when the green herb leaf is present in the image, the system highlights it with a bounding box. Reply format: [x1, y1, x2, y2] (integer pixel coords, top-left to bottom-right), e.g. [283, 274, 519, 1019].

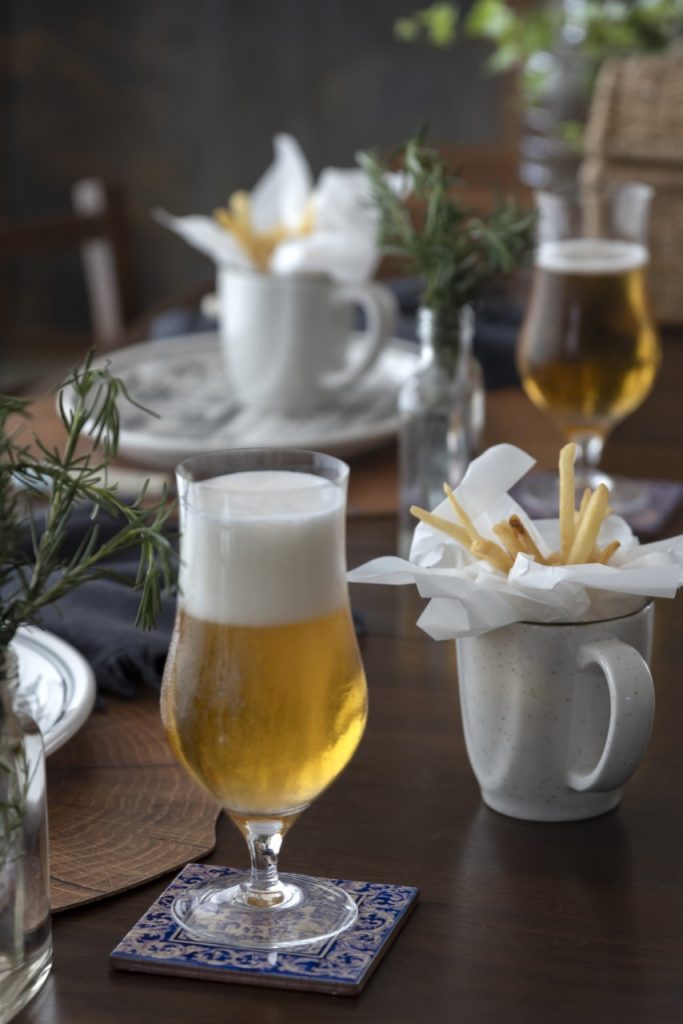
[0, 357, 176, 648]
[359, 134, 535, 327]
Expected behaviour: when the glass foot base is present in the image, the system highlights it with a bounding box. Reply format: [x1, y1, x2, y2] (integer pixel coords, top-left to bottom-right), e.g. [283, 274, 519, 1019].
[171, 872, 358, 951]
[516, 471, 650, 519]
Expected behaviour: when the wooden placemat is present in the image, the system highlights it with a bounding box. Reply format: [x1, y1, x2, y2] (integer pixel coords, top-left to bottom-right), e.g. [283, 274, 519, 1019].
[47, 693, 220, 912]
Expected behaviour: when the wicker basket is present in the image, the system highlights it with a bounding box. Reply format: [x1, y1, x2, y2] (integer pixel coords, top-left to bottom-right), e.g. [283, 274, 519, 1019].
[581, 47, 683, 325]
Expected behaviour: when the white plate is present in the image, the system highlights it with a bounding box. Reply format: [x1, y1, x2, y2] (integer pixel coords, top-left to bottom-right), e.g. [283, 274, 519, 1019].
[69, 332, 419, 470]
[11, 626, 97, 757]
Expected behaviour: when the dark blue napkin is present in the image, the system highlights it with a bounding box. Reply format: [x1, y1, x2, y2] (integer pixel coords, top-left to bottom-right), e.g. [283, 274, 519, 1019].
[34, 565, 178, 699]
[3, 506, 178, 699]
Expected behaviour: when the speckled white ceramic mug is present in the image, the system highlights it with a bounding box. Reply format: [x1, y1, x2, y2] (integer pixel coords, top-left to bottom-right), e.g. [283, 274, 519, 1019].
[455, 602, 655, 822]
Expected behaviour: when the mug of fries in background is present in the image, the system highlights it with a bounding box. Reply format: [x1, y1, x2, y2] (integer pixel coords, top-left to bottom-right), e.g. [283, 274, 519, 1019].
[411, 443, 655, 822]
[155, 133, 396, 416]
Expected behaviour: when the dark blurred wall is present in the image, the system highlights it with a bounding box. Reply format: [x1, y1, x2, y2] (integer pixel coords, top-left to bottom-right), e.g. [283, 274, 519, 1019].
[0, 0, 506, 352]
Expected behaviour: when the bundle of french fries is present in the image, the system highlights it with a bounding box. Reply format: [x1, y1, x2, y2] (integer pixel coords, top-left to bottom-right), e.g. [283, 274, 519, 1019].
[411, 443, 620, 574]
[214, 191, 315, 272]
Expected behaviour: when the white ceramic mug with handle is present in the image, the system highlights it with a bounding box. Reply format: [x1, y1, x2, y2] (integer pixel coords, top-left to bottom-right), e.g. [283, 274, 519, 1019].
[217, 267, 397, 414]
[455, 601, 655, 822]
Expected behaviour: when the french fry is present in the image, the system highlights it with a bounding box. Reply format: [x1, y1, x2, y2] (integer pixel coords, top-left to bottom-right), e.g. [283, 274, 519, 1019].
[411, 438, 616, 575]
[215, 191, 289, 271]
[471, 539, 514, 574]
[559, 443, 577, 561]
[493, 520, 522, 559]
[216, 189, 318, 273]
[567, 484, 610, 564]
[410, 506, 471, 548]
[411, 503, 512, 573]
[573, 488, 595, 558]
[508, 515, 549, 565]
[598, 540, 621, 565]
[215, 191, 252, 241]
[443, 483, 482, 543]
[575, 487, 591, 529]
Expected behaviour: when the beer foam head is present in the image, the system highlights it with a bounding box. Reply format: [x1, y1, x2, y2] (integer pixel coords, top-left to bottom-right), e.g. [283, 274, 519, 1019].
[537, 238, 648, 275]
[179, 470, 347, 625]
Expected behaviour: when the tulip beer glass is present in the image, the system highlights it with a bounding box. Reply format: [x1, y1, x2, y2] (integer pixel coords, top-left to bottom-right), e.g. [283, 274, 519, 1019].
[161, 449, 367, 949]
[516, 183, 661, 513]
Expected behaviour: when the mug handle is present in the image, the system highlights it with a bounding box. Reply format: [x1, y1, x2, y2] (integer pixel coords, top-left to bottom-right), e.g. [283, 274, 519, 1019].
[567, 639, 655, 793]
[326, 282, 397, 392]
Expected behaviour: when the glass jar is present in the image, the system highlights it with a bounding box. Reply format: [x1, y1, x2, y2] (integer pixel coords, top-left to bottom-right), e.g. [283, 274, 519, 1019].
[398, 305, 485, 556]
[0, 647, 52, 1024]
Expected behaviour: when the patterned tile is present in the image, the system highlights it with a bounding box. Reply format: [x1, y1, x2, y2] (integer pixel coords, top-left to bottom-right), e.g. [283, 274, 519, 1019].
[110, 863, 418, 995]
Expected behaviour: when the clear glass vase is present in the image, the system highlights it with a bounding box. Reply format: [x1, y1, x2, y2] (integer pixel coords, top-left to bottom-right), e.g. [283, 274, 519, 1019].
[0, 648, 52, 1024]
[398, 306, 485, 556]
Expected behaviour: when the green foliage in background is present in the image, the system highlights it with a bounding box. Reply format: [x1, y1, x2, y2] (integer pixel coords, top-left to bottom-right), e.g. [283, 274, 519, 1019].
[396, 0, 683, 102]
[359, 135, 534, 322]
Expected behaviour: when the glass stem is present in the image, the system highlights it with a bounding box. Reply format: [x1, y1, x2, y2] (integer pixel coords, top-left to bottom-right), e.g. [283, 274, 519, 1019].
[244, 819, 286, 907]
[572, 431, 605, 491]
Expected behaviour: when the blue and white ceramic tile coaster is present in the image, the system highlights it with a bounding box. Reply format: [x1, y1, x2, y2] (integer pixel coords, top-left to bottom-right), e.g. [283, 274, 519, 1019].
[110, 863, 419, 996]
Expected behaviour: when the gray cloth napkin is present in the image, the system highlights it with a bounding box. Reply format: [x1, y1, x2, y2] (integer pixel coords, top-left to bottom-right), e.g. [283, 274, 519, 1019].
[4, 506, 178, 698]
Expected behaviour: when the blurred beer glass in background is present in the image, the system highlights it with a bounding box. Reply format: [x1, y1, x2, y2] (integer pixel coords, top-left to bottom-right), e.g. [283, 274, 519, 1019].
[161, 448, 367, 950]
[516, 183, 661, 513]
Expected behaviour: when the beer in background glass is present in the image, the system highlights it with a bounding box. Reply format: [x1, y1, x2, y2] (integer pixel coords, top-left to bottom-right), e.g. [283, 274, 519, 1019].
[161, 448, 367, 950]
[516, 184, 661, 513]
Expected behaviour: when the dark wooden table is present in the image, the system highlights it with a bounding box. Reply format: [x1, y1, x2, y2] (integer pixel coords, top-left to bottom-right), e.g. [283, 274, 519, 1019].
[16, 341, 683, 1024]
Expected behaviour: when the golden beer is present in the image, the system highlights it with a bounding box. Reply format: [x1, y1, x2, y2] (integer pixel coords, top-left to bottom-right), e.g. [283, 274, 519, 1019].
[518, 239, 660, 436]
[161, 605, 367, 816]
[161, 457, 367, 950]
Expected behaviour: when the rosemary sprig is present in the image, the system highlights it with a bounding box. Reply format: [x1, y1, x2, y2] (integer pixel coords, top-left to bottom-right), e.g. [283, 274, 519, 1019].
[358, 134, 535, 323]
[0, 354, 176, 649]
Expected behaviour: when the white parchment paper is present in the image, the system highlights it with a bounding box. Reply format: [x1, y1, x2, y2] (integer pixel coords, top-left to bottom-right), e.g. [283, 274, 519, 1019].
[154, 134, 380, 284]
[348, 444, 683, 639]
